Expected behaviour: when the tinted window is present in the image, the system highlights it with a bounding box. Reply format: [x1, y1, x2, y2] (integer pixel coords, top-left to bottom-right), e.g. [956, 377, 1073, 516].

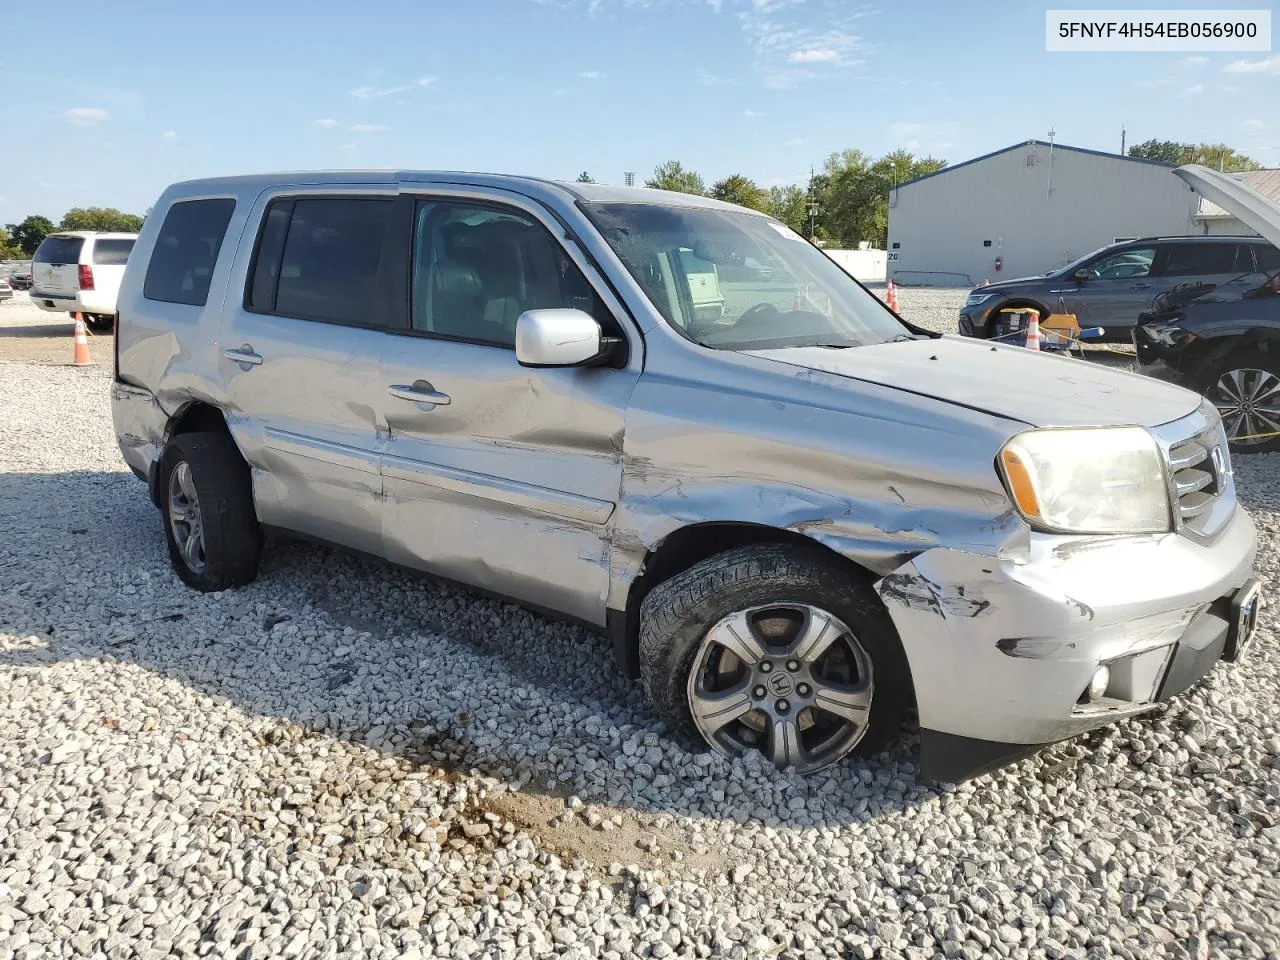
[91, 238, 135, 265]
[410, 200, 602, 346]
[1089, 247, 1154, 280]
[1163, 243, 1239, 278]
[33, 236, 84, 264]
[1254, 244, 1280, 273]
[143, 199, 236, 306]
[267, 198, 392, 326]
[247, 202, 293, 313]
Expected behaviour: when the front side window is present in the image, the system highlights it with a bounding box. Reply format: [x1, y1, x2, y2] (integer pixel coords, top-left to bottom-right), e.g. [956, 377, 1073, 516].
[91, 238, 135, 265]
[410, 199, 603, 347]
[581, 202, 910, 350]
[1163, 243, 1241, 278]
[1087, 247, 1156, 280]
[143, 199, 236, 306]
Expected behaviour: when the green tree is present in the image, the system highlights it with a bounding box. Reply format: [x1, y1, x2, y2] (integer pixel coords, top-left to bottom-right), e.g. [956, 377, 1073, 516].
[645, 160, 705, 196]
[60, 207, 145, 232]
[763, 185, 808, 234]
[576, 171, 595, 183]
[815, 149, 947, 247]
[5, 215, 55, 256]
[1128, 139, 1184, 164]
[0, 228, 25, 260]
[1129, 139, 1259, 171]
[709, 174, 767, 211]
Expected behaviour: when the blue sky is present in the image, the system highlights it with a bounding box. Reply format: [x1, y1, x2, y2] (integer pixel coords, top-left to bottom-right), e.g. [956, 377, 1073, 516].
[3, 0, 1277, 222]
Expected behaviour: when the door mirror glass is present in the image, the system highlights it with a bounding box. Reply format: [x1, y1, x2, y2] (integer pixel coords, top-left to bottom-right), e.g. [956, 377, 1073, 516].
[515, 308, 604, 367]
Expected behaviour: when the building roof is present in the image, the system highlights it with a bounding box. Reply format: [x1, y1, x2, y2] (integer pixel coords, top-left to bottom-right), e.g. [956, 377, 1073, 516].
[896, 139, 1175, 190]
[1195, 168, 1280, 219]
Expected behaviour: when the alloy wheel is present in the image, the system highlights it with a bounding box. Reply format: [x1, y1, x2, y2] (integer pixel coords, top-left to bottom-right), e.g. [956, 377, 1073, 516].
[168, 461, 206, 573]
[687, 603, 874, 773]
[1208, 367, 1280, 447]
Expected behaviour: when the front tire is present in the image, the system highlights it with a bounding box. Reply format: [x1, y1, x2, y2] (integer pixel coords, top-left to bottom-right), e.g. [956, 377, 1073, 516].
[639, 544, 913, 774]
[1198, 349, 1280, 454]
[159, 432, 262, 591]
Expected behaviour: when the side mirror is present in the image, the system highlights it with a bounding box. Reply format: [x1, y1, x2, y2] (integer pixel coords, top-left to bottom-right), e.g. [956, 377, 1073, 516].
[1073, 268, 1091, 283]
[515, 308, 611, 368]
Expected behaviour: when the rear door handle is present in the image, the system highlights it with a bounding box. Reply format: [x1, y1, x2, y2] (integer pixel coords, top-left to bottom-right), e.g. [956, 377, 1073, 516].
[223, 345, 263, 366]
[389, 381, 451, 406]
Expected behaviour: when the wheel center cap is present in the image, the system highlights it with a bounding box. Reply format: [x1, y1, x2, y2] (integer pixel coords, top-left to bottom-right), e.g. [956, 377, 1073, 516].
[767, 673, 794, 696]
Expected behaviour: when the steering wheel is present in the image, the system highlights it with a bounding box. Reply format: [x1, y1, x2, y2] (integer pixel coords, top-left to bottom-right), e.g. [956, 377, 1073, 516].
[690, 300, 779, 338]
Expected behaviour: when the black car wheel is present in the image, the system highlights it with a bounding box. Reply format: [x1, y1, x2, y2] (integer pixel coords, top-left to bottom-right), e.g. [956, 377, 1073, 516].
[1199, 349, 1280, 454]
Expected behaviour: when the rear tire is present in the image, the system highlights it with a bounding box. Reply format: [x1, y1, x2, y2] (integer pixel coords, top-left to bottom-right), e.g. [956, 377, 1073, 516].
[1197, 348, 1280, 454]
[159, 431, 262, 591]
[638, 544, 913, 774]
[85, 314, 114, 332]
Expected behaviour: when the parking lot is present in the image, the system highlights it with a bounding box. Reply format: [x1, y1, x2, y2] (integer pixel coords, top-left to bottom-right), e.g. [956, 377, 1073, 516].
[1, 287, 1278, 959]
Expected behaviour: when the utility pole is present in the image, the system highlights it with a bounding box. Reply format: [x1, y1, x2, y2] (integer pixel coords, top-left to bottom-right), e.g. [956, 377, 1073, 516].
[806, 166, 819, 243]
[1120, 126, 1126, 156]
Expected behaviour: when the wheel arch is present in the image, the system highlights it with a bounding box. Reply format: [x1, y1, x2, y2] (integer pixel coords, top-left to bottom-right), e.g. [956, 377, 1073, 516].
[610, 520, 890, 678]
[149, 400, 235, 507]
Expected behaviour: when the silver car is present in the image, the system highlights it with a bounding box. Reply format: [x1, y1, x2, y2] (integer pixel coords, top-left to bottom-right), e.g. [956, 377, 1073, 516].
[112, 173, 1261, 782]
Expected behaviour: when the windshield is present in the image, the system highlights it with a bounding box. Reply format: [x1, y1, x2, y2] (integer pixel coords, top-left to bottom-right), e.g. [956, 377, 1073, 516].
[1048, 243, 1115, 277]
[581, 202, 912, 350]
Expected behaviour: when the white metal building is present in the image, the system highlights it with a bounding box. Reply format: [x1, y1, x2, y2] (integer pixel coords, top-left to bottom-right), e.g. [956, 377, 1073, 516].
[886, 140, 1200, 286]
[1195, 168, 1280, 235]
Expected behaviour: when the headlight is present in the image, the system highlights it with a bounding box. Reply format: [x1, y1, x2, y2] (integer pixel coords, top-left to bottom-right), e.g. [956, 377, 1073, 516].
[965, 292, 996, 306]
[998, 427, 1170, 534]
[1142, 318, 1194, 348]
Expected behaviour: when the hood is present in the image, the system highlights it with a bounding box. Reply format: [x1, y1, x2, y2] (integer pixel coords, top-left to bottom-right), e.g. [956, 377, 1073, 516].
[970, 275, 1044, 293]
[748, 337, 1202, 428]
[1174, 164, 1280, 250]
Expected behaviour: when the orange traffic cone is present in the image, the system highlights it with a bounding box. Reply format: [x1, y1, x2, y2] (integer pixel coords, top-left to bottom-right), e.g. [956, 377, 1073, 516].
[886, 279, 900, 312]
[793, 285, 805, 311]
[71, 313, 94, 366]
[1024, 311, 1041, 352]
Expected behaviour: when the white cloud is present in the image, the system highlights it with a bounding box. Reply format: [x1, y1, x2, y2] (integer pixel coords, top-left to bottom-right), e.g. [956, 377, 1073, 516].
[784, 137, 806, 146]
[1182, 84, 1204, 95]
[737, 2, 867, 86]
[743, 108, 764, 117]
[789, 48, 839, 63]
[1243, 119, 1266, 129]
[1181, 55, 1208, 66]
[1225, 54, 1280, 74]
[314, 117, 340, 129]
[699, 69, 737, 86]
[577, 70, 605, 79]
[61, 107, 109, 126]
[889, 120, 958, 152]
[350, 76, 436, 99]
[161, 130, 179, 141]
[350, 123, 388, 133]
[339, 143, 357, 153]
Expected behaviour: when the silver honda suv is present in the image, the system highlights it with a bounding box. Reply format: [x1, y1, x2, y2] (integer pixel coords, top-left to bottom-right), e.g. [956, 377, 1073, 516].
[112, 172, 1261, 782]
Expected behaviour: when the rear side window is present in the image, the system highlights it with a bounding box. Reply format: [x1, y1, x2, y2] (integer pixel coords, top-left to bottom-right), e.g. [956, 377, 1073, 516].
[143, 199, 236, 306]
[33, 236, 84, 264]
[1162, 243, 1241, 278]
[248, 197, 392, 326]
[91, 238, 135, 265]
[1254, 244, 1280, 274]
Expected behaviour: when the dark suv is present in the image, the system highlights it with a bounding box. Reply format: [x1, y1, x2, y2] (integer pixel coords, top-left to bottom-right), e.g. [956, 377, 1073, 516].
[958, 236, 1280, 344]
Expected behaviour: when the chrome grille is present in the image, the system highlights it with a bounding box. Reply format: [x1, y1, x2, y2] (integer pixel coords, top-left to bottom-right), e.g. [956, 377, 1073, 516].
[1167, 427, 1224, 535]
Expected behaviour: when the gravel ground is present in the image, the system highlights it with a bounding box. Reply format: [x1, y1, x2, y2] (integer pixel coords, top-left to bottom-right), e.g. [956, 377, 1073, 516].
[1, 288, 1279, 960]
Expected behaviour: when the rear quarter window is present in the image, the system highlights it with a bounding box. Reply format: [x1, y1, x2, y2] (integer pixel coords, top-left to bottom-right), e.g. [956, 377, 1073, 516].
[91, 238, 135, 266]
[33, 236, 85, 264]
[143, 199, 236, 306]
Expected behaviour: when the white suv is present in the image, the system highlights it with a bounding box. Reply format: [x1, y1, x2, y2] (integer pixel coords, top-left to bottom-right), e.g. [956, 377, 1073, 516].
[31, 231, 137, 330]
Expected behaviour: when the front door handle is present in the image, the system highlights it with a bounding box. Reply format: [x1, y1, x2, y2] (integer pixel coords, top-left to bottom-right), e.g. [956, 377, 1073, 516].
[223, 345, 263, 366]
[389, 381, 451, 406]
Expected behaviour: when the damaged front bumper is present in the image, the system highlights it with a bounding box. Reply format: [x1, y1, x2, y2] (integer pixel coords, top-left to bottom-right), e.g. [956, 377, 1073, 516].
[876, 505, 1258, 782]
